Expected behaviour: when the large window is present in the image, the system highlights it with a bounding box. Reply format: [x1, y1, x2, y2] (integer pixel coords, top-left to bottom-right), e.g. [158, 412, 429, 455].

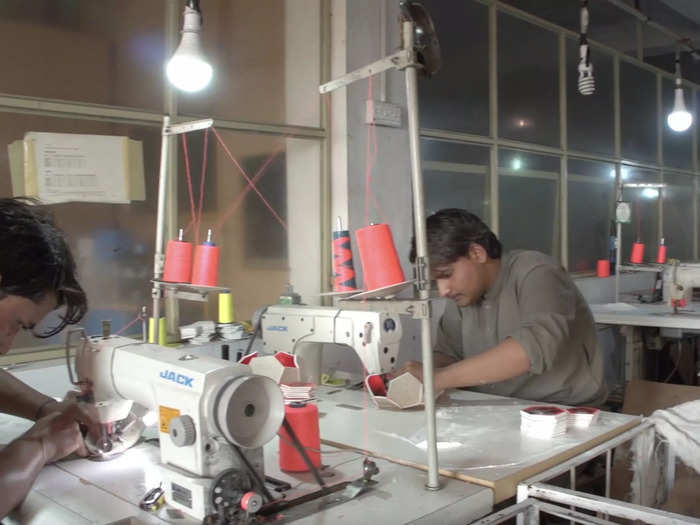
[499, 150, 559, 256]
[422, 139, 490, 220]
[498, 13, 559, 147]
[418, 1, 700, 272]
[568, 159, 616, 273]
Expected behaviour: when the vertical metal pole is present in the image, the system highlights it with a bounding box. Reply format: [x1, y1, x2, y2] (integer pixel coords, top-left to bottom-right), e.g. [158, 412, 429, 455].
[153, 116, 171, 336]
[320, 0, 332, 301]
[605, 449, 612, 520]
[403, 20, 440, 491]
[163, 0, 179, 341]
[693, 87, 698, 261]
[488, 3, 499, 234]
[569, 465, 576, 525]
[613, 55, 622, 302]
[559, 32, 568, 268]
[657, 74, 664, 242]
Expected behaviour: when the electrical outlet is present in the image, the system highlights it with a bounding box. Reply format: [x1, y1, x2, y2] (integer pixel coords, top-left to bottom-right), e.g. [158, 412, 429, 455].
[365, 99, 402, 128]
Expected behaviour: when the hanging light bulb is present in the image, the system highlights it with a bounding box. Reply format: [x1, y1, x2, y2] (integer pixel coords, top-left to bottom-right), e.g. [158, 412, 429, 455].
[166, 0, 212, 93]
[578, 1, 595, 96]
[667, 49, 692, 132]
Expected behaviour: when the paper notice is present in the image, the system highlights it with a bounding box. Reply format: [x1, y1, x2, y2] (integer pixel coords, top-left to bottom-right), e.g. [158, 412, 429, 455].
[26, 132, 130, 204]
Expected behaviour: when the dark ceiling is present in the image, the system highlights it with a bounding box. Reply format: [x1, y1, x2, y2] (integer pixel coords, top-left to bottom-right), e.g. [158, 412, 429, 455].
[503, 0, 700, 83]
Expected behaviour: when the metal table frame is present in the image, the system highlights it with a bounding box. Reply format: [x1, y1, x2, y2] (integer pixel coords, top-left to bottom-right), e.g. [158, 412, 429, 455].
[472, 419, 698, 525]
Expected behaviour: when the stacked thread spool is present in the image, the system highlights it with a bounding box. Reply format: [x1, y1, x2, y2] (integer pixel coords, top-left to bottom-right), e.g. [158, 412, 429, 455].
[162, 228, 219, 286]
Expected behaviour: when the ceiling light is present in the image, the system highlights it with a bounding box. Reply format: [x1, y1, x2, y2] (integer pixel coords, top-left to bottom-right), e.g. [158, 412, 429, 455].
[166, 0, 212, 93]
[667, 50, 692, 132]
[578, 1, 595, 96]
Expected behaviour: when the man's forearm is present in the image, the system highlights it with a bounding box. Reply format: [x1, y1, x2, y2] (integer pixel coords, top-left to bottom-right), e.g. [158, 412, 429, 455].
[435, 338, 531, 391]
[0, 438, 45, 518]
[0, 369, 55, 421]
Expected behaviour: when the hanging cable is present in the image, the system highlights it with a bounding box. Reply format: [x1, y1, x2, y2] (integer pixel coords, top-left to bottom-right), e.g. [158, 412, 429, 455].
[578, 0, 595, 96]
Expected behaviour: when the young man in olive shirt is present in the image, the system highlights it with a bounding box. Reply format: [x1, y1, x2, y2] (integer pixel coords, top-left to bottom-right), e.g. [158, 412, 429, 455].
[396, 208, 607, 406]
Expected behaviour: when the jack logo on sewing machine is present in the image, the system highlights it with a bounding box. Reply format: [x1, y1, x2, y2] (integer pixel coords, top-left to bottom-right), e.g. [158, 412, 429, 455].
[160, 370, 194, 387]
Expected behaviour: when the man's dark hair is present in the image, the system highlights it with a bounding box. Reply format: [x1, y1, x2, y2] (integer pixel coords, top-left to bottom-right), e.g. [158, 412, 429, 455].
[0, 198, 87, 337]
[410, 208, 502, 267]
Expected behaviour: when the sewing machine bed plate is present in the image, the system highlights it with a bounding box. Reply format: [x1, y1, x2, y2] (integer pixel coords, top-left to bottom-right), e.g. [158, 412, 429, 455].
[315, 386, 641, 503]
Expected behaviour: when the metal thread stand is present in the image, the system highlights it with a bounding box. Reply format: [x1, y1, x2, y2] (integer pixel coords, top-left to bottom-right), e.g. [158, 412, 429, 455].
[152, 117, 215, 340]
[319, 20, 441, 490]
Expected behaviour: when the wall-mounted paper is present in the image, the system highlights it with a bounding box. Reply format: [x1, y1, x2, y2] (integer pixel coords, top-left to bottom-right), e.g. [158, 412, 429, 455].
[8, 132, 145, 204]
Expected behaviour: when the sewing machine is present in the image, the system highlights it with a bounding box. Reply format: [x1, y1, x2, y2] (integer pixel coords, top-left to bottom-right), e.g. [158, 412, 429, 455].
[662, 262, 700, 308]
[72, 333, 284, 521]
[260, 305, 402, 379]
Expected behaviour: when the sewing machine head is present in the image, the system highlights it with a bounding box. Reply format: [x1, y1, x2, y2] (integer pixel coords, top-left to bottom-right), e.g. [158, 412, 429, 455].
[260, 305, 402, 378]
[662, 262, 700, 308]
[71, 333, 285, 519]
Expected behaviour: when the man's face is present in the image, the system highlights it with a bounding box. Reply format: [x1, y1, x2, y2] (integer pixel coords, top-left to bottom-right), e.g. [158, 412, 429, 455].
[0, 293, 57, 354]
[432, 255, 488, 307]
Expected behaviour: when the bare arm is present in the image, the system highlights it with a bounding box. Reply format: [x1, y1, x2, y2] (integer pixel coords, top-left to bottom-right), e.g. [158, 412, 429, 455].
[0, 438, 45, 518]
[434, 337, 530, 391]
[0, 406, 89, 519]
[0, 368, 57, 421]
[433, 352, 459, 368]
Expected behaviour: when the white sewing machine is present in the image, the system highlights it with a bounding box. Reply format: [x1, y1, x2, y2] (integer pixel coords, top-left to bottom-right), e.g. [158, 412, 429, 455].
[662, 262, 700, 308]
[260, 305, 403, 379]
[72, 333, 284, 521]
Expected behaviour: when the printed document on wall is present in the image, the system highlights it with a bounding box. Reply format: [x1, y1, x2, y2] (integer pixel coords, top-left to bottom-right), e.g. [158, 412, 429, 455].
[25, 132, 130, 204]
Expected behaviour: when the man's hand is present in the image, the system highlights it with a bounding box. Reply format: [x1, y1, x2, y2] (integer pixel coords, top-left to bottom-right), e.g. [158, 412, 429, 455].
[389, 360, 424, 382]
[19, 404, 89, 464]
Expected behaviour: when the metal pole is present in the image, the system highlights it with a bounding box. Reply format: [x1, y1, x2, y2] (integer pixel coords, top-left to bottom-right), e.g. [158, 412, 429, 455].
[152, 116, 171, 339]
[613, 55, 622, 302]
[403, 19, 440, 491]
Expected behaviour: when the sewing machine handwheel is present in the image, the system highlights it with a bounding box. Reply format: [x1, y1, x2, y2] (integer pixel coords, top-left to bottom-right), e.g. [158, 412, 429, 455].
[210, 468, 254, 511]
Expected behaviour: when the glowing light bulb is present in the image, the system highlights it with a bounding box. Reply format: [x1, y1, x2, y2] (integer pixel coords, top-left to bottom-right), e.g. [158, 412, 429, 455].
[166, 5, 212, 92]
[512, 158, 522, 170]
[667, 87, 692, 132]
[642, 188, 659, 199]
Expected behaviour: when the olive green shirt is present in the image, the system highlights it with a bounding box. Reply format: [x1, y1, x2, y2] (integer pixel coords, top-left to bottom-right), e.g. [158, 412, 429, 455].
[435, 250, 607, 406]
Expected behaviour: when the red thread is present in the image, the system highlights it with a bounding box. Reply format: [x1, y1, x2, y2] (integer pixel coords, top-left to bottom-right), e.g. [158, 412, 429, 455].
[196, 128, 209, 245]
[356, 223, 405, 291]
[116, 314, 142, 336]
[181, 134, 198, 238]
[657, 244, 667, 264]
[211, 128, 288, 231]
[163, 239, 193, 283]
[191, 242, 219, 286]
[278, 403, 321, 472]
[630, 242, 645, 264]
[213, 142, 286, 235]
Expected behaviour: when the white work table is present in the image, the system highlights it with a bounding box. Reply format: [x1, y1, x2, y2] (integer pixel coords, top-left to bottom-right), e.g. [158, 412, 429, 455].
[590, 302, 700, 330]
[314, 386, 640, 503]
[0, 359, 492, 525]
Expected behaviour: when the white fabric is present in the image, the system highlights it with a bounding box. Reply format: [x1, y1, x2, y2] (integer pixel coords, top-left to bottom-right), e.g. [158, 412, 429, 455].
[629, 399, 700, 506]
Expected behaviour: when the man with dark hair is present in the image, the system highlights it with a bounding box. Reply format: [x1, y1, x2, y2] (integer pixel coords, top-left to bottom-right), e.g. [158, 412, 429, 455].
[0, 198, 90, 517]
[398, 208, 606, 406]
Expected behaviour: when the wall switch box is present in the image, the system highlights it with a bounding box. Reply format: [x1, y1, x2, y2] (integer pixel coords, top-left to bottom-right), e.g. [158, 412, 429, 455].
[366, 99, 402, 128]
